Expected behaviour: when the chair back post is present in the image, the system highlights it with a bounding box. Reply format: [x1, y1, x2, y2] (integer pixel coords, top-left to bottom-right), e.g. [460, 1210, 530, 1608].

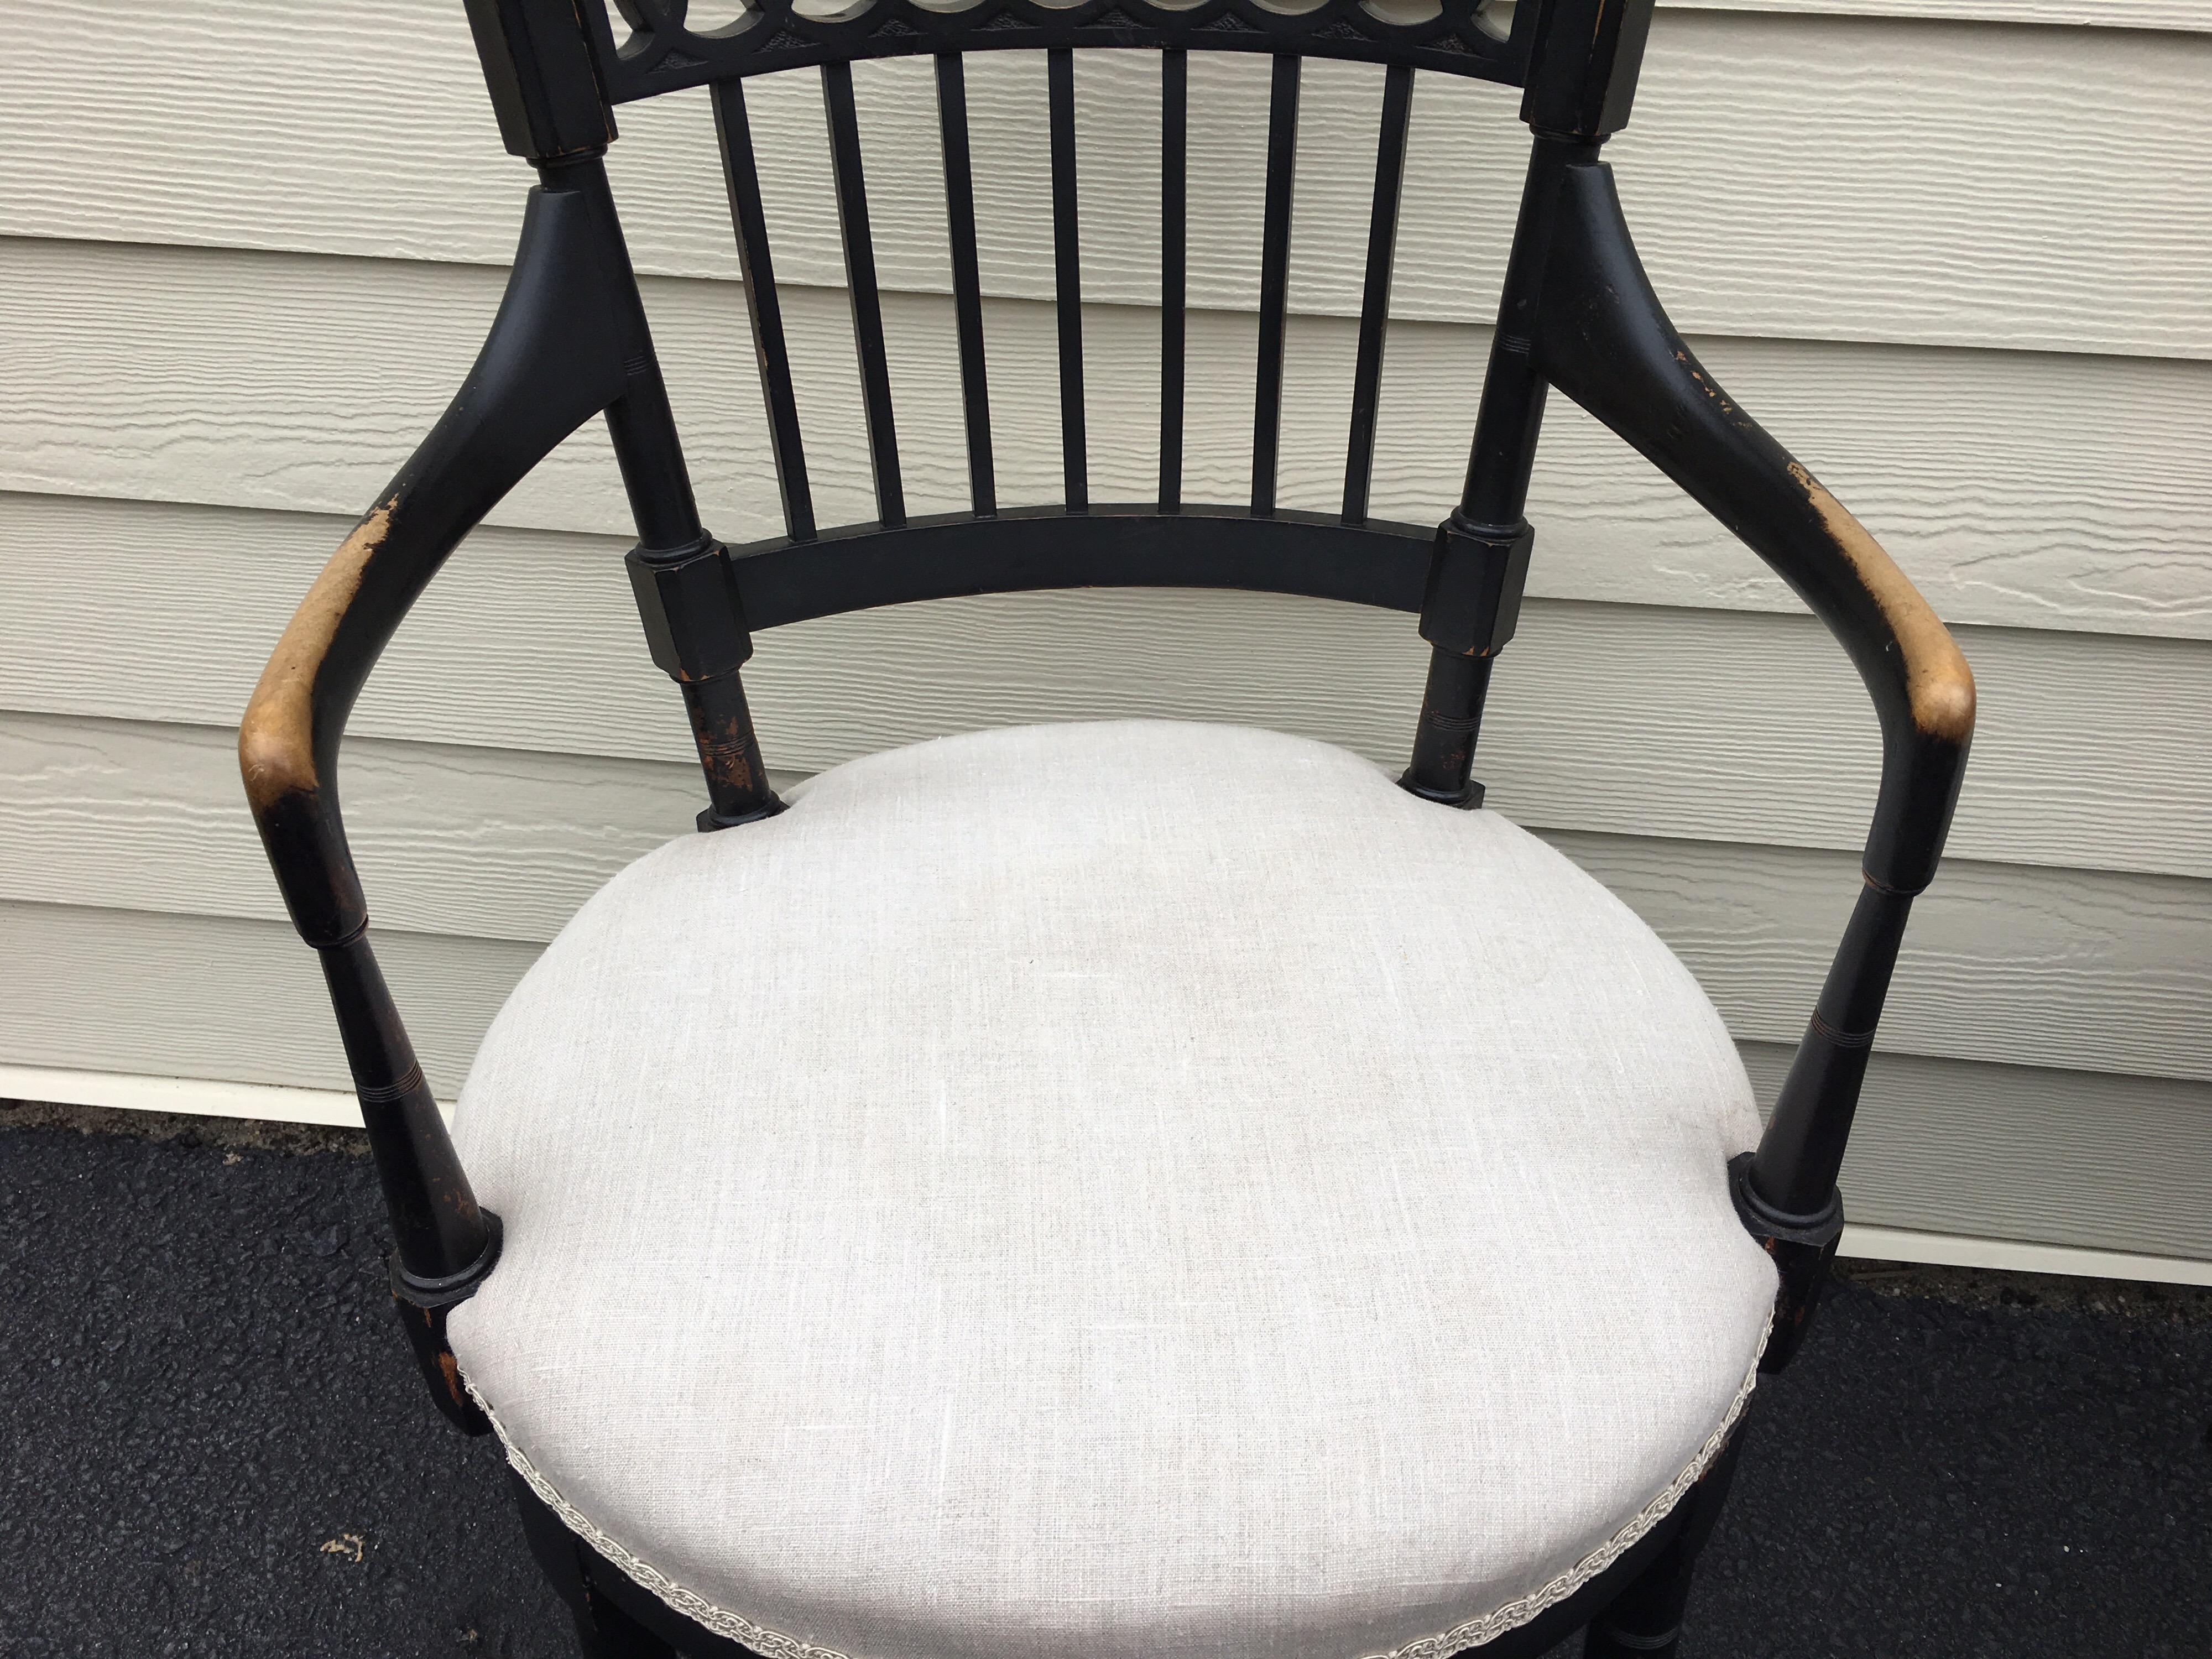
[1401, 0, 1656, 807]
[462, 0, 619, 161]
[468, 0, 785, 828]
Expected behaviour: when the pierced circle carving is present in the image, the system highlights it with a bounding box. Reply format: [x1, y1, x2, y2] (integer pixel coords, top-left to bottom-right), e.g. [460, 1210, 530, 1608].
[586, 0, 1532, 101]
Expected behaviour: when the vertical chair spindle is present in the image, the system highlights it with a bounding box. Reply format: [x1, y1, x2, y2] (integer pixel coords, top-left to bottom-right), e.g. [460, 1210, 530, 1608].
[936, 53, 997, 518]
[712, 80, 816, 542]
[822, 60, 906, 529]
[1252, 54, 1301, 516]
[1047, 47, 1088, 513]
[1344, 62, 1412, 528]
[1159, 48, 1188, 513]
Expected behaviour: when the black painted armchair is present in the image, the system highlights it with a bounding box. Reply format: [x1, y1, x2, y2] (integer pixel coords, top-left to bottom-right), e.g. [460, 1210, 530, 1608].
[240, 2, 1974, 1653]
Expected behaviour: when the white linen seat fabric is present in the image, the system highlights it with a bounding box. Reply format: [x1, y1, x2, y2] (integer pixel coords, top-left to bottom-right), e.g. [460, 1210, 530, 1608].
[446, 718, 1776, 1659]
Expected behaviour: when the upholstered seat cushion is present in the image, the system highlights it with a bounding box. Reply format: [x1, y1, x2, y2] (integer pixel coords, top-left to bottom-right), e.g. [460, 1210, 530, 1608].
[447, 719, 1775, 1659]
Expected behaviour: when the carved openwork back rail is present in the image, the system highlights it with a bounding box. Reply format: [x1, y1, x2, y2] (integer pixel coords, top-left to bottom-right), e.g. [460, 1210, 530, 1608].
[239, 0, 1975, 1427]
[591, 0, 1531, 97]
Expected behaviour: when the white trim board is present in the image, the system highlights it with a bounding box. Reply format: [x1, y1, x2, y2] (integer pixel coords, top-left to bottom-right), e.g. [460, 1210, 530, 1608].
[6, 1063, 2209, 1288]
[1838, 1226, 2212, 1288]
[0, 1062, 412, 1131]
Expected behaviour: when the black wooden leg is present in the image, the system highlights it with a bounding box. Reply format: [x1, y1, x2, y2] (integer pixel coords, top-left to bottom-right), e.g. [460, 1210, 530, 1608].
[571, 1585, 682, 1659]
[508, 1465, 681, 1657]
[1582, 1429, 1746, 1658]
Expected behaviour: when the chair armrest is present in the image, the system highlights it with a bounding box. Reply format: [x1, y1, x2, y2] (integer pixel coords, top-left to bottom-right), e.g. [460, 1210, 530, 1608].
[1532, 156, 1976, 1364]
[237, 173, 630, 1422]
[242, 179, 632, 947]
[239, 497, 399, 946]
[1536, 159, 1974, 897]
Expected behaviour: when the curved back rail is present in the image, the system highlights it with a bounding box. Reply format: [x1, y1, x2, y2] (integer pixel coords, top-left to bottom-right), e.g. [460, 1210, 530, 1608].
[589, 0, 1534, 97]
[241, 0, 1973, 1423]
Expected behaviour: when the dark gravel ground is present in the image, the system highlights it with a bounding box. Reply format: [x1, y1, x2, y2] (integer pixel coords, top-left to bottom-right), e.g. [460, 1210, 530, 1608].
[4, 1100, 2209, 1658]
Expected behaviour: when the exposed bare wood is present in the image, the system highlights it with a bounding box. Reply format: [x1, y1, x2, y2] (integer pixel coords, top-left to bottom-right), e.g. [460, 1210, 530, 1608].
[1788, 462, 1975, 742]
[236, 499, 393, 810]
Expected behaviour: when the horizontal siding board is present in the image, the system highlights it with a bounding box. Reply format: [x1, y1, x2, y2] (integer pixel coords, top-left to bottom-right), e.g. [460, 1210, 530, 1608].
[1557, 829, 2212, 1082]
[4, 9, 2207, 356]
[6, 7, 2205, 1271]
[2, 493, 2207, 880]
[4, 709, 2206, 1082]
[0, 711, 779, 945]
[1739, 1043, 2212, 1261]
[0, 900, 530, 1100]
[4, 897, 2203, 1258]
[7, 241, 2211, 640]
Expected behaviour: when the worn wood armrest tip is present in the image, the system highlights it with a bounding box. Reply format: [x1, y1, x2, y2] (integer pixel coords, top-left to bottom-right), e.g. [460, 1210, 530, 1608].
[238, 500, 395, 812]
[1787, 462, 1976, 745]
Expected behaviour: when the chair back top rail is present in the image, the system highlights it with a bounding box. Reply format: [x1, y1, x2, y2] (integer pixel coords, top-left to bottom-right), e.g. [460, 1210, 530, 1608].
[465, 0, 1652, 166]
[588, 0, 1533, 101]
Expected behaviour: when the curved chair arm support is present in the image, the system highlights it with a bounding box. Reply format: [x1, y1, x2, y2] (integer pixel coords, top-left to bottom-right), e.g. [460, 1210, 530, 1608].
[241, 180, 630, 946]
[1533, 158, 1976, 1361]
[238, 174, 630, 1420]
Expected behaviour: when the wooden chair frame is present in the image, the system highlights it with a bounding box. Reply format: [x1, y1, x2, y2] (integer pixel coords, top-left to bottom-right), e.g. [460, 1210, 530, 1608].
[238, 1, 1975, 1650]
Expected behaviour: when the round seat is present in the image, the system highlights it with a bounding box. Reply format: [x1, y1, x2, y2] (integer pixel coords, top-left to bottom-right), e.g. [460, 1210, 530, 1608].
[447, 719, 1775, 1659]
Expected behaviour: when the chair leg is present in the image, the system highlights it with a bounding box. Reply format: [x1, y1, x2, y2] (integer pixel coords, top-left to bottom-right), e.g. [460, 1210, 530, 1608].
[508, 1464, 682, 1656]
[1582, 1429, 1746, 1658]
[570, 1584, 681, 1659]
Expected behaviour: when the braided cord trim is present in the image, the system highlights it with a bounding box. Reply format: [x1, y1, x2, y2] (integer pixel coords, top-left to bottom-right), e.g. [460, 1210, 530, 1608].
[472, 1323, 1765, 1659]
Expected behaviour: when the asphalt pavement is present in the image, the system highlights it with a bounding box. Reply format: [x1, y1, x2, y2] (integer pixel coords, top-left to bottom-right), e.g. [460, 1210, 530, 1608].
[4, 1100, 2206, 1658]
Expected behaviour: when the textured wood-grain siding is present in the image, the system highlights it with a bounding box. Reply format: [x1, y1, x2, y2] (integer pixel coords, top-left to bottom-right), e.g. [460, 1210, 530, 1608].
[4, 7, 2207, 355]
[0, 900, 528, 1099]
[4, 494, 2209, 879]
[1734, 1044, 2212, 1260]
[3, 0, 2205, 1261]
[4, 711, 2205, 1083]
[7, 244, 2209, 639]
[5, 897, 2206, 1259]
